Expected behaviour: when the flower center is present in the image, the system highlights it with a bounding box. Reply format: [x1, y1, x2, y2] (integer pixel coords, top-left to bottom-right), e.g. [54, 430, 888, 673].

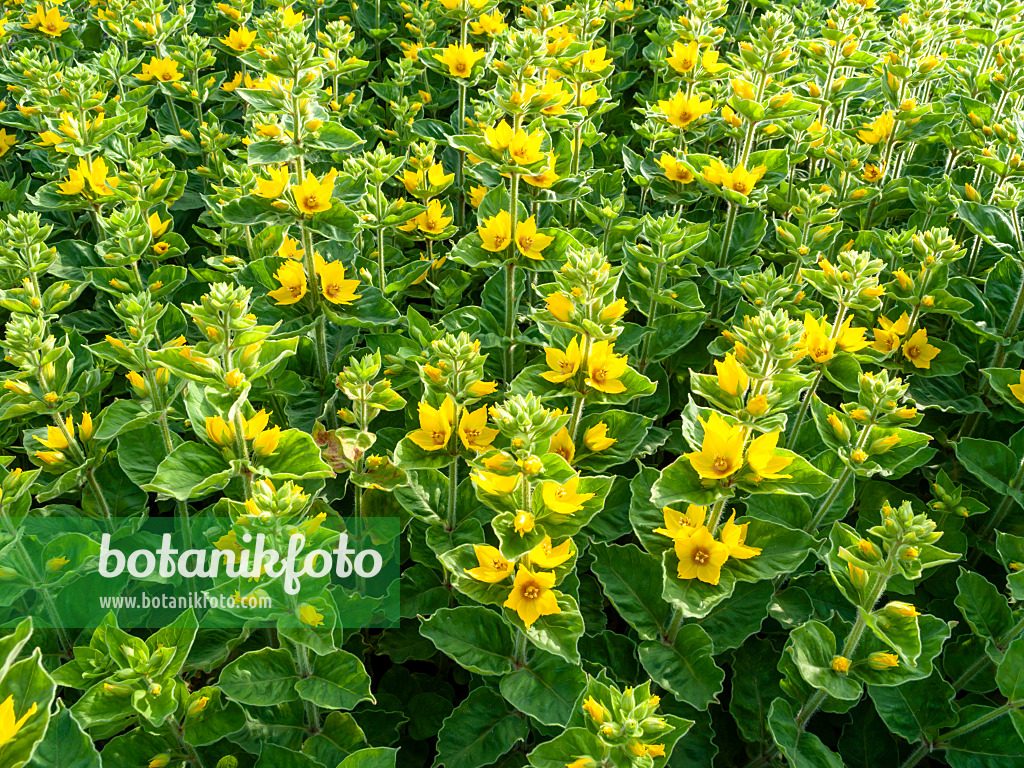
[431, 429, 447, 444]
[713, 456, 729, 472]
[523, 586, 539, 599]
[907, 346, 919, 358]
[692, 548, 710, 565]
[305, 194, 319, 209]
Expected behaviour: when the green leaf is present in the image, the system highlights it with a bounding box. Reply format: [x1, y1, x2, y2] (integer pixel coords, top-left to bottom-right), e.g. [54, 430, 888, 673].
[591, 542, 671, 641]
[26, 705, 99, 768]
[294, 650, 374, 710]
[638, 625, 725, 710]
[767, 697, 844, 768]
[499, 649, 586, 726]
[527, 727, 607, 768]
[944, 704, 1024, 768]
[219, 647, 300, 706]
[143, 441, 233, 501]
[956, 569, 1015, 659]
[867, 674, 958, 743]
[996, 637, 1024, 702]
[435, 687, 530, 768]
[730, 639, 784, 744]
[503, 593, 585, 665]
[0, 650, 56, 768]
[786, 620, 863, 701]
[696, 580, 772, 651]
[256, 743, 326, 768]
[340, 747, 398, 768]
[256, 428, 335, 480]
[419, 606, 516, 676]
[302, 712, 368, 766]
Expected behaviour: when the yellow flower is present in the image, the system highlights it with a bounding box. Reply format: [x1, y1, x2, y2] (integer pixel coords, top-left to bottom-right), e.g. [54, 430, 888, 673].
[715, 353, 748, 396]
[473, 471, 520, 495]
[550, 427, 575, 464]
[718, 513, 762, 559]
[702, 48, 728, 74]
[485, 120, 514, 151]
[1009, 371, 1024, 405]
[541, 475, 594, 515]
[666, 40, 699, 73]
[458, 406, 498, 452]
[831, 656, 851, 674]
[522, 158, 560, 188]
[138, 57, 183, 83]
[800, 313, 836, 363]
[655, 505, 707, 539]
[426, 162, 454, 188]
[268, 260, 308, 305]
[23, 5, 69, 37]
[600, 298, 627, 322]
[835, 316, 870, 353]
[583, 422, 616, 451]
[529, 535, 573, 569]
[465, 545, 513, 583]
[434, 44, 487, 79]
[59, 157, 119, 197]
[745, 430, 793, 480]
[252, 426, 282, 456]
[299, 604, 324, 627]
[868, 651, 899, 670]
[581, 47, 611, 72]
[468, 379, 497, 397]
[685, 411, 744, 480]
[469, 185, 488, 207]
[256, 165, 289, 199]
[315, 257, 361, 305]
[901, 328, 940, 369]
[220, 26, 257, 52]
[35, 450, 65, 466]
[0, 695, 37, 746]
[701, 158, 767, 196]
[46, 556, 69, 572]
[582, 695, 607, 723]
[221, 72, 243, 92]
[147, 211, 171, 239]
[205, 416, 235, 447]
[416, 199, 452, 234]
[546, 291, 574, 322]
[658, 154, 695, 183]
[586, 340, 628, 394]
[408, 397, 455, 451]
[79, 412, 93, 442]
[478, 210, 512, 251]
[509, 129, 546, 166]
[658, 91, 715, 129]
[503, 566, 560, 627]
[293, 169, 337, 215]
[858, 111, 895, 144]
[34, 418, 72, 451]
[515, 216, 554, 260]
[862, 163, 885, 183]
[674, 526, 729, 585]
[730, 77, 756, 100]
[0, 129, 16, 158]
[543, 336, 583, 383]
[469, 11, 506, 36]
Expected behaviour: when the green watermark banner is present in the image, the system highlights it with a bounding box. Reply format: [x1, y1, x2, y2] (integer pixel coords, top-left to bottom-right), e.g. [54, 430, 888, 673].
[3, 514, 400, 630]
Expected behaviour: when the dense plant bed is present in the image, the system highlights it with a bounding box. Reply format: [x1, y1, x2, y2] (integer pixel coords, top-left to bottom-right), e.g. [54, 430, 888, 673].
[0, 1, 1022, 768]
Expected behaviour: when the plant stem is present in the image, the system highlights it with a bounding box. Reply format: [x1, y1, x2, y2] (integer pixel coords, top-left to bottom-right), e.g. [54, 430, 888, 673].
[785, 368, 823, 448]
